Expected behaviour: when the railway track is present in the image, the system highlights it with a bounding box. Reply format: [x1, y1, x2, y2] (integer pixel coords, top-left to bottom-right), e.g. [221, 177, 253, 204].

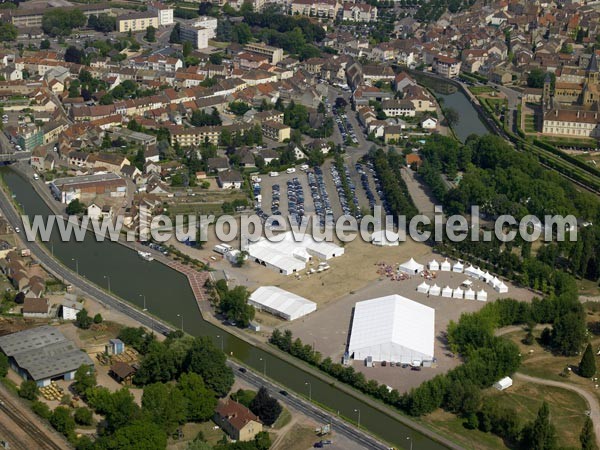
[0, 391, 65, 450]
[0, 419, 29, 450]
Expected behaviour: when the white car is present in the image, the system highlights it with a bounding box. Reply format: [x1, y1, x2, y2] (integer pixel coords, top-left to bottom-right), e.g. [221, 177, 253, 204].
[14, 227, 20, 233]
[286, 168, 296, 174]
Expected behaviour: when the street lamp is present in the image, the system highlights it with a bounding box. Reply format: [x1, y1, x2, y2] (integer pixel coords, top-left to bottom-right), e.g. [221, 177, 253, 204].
[71, 258, 79, 276]
[216, 335, 224, 351]
[354, 408, 361, 429]
[259, 357, 266, 376]
[406, 436, 413, 450]
[305, 381, 311, 401]
[177, 313, 183, 332]
[139, 294, 147, 311]
[103, 275, 111, 293]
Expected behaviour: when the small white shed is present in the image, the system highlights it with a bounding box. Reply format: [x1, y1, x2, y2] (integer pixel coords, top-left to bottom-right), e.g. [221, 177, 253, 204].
[494, 376, 513, 391]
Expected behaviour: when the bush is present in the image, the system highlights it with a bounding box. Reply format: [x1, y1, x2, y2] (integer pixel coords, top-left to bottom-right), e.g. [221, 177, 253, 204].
[74, 407, 93, 426]
[31, 401, 52, 419]
[50, 406, 76, 437]
[19, 380, 39, 401]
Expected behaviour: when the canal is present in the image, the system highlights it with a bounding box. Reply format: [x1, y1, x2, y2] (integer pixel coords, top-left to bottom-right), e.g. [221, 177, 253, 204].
[1, 168, 449, 450]
[413, 74, 490, 143]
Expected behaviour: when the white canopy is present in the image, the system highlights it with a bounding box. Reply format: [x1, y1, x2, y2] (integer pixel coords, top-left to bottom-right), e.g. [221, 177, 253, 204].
[371, 230, 400, 246]
[249, 286, 317, 321]
[452, 261, 464, 273]
[477, 289, 488, 302]
[483, 271, 494, 283]
[429, 284, 441, 296]
[417, 282, 430, 294]
[464, 265, 480, 278]
[452, 287, 464, 299]
[490, 276, 501, 287]
[495, 281, 508, 294]
[441, 286, 453, 298]
[440, 259, 451, 272]
[399, 258, 424, 275]
[428, 259, 440, 271]
[461, 279, 473, 287]
[465, 288, 475, 300]
[494, 376, 513, 391]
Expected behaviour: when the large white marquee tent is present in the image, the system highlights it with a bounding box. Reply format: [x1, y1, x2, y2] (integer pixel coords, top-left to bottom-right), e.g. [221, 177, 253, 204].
[398, 258, 424, 275]
[248, 286, 317, 321]
[348, 295, 435, 364]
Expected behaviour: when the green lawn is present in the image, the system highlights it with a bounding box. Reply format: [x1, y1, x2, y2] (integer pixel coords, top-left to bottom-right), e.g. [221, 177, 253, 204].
[469, 86, 496, 95]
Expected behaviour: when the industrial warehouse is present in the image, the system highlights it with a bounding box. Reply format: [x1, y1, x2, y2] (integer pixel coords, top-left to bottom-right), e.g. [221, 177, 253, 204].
[249, 286, 317, 321]
[0, 325, 94, 387]
[347, 295, 435, 366]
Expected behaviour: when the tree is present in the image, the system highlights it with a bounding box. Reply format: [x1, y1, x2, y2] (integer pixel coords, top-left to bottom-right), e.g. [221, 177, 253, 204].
[229, 101, 251, 116]
[104, 388, 141, 433]
[527, 68, 554, 89]
[31, 401, 52, 419]
[443, 107, 459, 127]
[19, 380, 38, 401]
[87, 14, 115, 33]
[73, 407, 93, 426]
[93, 313, 103, 324]
[0, 22, 17, 42]
[141, 383, 186, 433]
[50, 407, 75, 437]
[580, 416, 598, 450]
[73, 364, 96, 396]
[42, 8, 86, 37]
[521, 402, 558, 450]
[145, 25, 156, 42]
[219, 285, 255, 328]
[183, 41, 193, 58]
[66, 198, 85, 215]
[99, 420, 167, 450]
[249, 387, 282, 426]
[579, 343, 596, 378]
[0, 353, 8, 378]
[177, 372, 217, 422]
[184, 336, 234, 397]
[40, 39, 51, 50]
[169, 23, 181, 44]
[551, 311, 587, 356]
[75, 308, 93, 329]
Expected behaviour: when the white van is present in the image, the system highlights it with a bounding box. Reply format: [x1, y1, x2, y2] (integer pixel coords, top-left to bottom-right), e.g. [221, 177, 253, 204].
[286, 168, 296, 174]
[300, 164, 309, 171]
[269, 171, 279, 177]
[33, 174, 39, 180]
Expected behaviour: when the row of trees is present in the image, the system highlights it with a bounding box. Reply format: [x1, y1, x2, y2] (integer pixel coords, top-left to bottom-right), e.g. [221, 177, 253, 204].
[214, 280, 255, 328]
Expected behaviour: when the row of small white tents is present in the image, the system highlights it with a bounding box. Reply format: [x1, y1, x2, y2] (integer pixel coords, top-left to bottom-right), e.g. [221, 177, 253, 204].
[417, 282, 488, 301]
[426, 258, 508, 294]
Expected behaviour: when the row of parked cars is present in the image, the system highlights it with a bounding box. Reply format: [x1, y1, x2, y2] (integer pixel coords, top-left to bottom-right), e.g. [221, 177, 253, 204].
[287, 178, 305, 225]
[331, 163, 362, 220]
[308, 167, 334, 227]
[355, 163, 376, 210]
[333, 108, 358, 144]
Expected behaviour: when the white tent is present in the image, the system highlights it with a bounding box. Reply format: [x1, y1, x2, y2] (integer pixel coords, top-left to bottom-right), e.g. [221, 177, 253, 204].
[452, 287, 464, 299]
[441, 285, 453, 298]
[429, 284, 441, 296]
[490, 276, 501, 287]
[417, 282, 430, 294]
[483, 271, 494, 284]
[371, 230, 400, 246]
[461, 279, 473, 287]
[249, 286, 317, 321]
[348, 295, 435, 363]
[398, 258, 424, 275]
[465, 288, 475, 300]
[477, 289, 488, 302]
[428, 259, 440, 271]
[494, 376, 513, 391]
[440, 259, 451, 272]
[452, 261, 464, 273]
[464, 265, 479, 278]
[495, 281, 508, 294]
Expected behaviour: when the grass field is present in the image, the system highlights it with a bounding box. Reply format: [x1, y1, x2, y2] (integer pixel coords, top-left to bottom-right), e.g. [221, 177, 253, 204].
[469, 86, 496, 95]
[272, 425, 317, 450]
[523, 114, 537, 133]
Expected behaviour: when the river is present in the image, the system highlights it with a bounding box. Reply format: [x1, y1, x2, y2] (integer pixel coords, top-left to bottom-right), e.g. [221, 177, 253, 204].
[1, 168, 449, 450]
[413, 74, 490, 143]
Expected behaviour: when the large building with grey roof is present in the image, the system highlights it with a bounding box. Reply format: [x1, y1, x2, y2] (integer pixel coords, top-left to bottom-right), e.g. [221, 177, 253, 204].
[0, 325, 93, 387]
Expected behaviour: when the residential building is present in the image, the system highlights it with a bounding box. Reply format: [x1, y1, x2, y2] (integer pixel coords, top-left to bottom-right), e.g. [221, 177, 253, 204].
[433, 55, 462, 78]
[382, 99, 416, 117]
[191, 16, 218, 39]
[214, 399, 263, 442]
[262, 121, 291, 142]
[218, 170, 243, 189]
[342, 3, 377, 22]
[244, 43, 284, 64]
[50, 173, 127, 204]
[22, 298, 49, 318]
[290, 0, 340, 19]
[180, 25, 211, 50]
[147, 2, 174, 26]
[117, 12, 159, 33]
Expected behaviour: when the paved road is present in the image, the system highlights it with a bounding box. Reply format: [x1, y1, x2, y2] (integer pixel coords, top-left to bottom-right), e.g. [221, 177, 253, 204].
[0, 176, 394, 450]
[514, 372, 600, 448]
[229, 360, 390, 450]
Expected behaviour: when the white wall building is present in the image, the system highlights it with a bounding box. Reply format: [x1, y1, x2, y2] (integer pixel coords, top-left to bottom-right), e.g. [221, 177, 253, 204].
[148, 2, 174, 26]
[249, 286, 317, 321]
[192, 16, 218, 39]
[348, 295, 435, 364]
[180, 25, 211, 50]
